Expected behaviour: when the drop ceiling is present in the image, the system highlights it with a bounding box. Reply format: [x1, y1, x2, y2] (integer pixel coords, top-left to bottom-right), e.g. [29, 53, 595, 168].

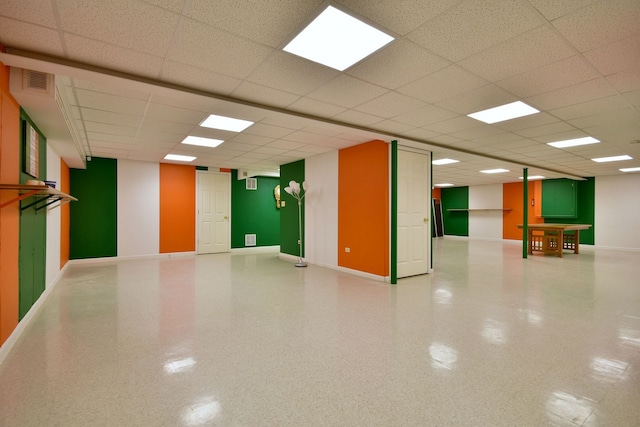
[0, 0, 639, 186]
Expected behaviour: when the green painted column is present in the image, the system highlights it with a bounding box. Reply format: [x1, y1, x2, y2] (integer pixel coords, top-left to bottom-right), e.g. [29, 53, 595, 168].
[523, 168, 528, 259]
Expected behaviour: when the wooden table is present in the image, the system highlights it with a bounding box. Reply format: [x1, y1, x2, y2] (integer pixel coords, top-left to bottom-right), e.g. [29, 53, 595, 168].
[517, 224, 592, 257]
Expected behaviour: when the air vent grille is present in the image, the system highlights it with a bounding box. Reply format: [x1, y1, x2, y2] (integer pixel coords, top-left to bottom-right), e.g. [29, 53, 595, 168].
[246, 177, 257, 190]
[245, 234, 256, 246]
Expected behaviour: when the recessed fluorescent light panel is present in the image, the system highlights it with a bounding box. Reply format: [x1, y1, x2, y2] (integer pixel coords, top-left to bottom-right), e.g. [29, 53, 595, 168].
[592, 155, 633, 163]
[519, 175, 545, 180]
[467, 101, 539, 124]
[547, 136, 600, 148]
[432, 158, 459, 166]
[164, 154, 196, 162]
[181, 136, 224, 148]
[620, 167, 640, 172]
[200, 114, 254, 132]
[480, 168, 510, 174]
[434, 183, 455, 187]
[283, 5, 394, 71]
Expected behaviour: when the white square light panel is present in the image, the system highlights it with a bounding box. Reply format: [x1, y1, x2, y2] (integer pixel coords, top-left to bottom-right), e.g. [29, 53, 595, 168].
[592, 155, 632, 163]
[164, 154, 196, 162]
[468, 101, 539, 124]
[432, 158, 459, 165]
[547, 136, 599, 149]
[283, 5, 394, 71]
[200, 114, 254, 132]
[181, 136, 224, 148]
[480, 168, 510, 174]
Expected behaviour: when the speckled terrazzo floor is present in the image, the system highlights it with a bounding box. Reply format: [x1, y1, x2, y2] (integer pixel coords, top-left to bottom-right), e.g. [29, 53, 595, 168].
[1, 237, 639, 426]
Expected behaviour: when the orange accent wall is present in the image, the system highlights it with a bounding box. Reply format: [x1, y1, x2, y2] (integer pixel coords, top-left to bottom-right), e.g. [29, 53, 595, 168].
[432, 187, 441, 199]
[502, 181, 544, 240]
[0, 62, 21, 345]
[159, 163, 196, 253]
[60, 159, 70, 269]
[338, 140, 389, 277]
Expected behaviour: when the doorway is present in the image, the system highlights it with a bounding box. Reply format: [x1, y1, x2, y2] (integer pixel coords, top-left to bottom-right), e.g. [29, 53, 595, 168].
[196, 171, 230, 254]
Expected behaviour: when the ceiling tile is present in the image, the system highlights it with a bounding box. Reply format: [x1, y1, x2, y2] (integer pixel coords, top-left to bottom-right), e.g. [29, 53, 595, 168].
[526, 77, 617, 111]
[354, 91, 425, 118]
[584, 34, 640, 76]
[306, 75, 388, 108]
[527, 0, 599, 20]
[159, 61, 242, 95]
[407, 0, 542, 62]
[0, 18, 65, 56]
[551, 0, 640, 52]
[458, 26, 575, 82]
[57, 0, 179, 57]
[247, 51, 339, 96]
[346, 39, 450, 89]
[397, 65, 489, 103]
[498, 56, 600, 98]
[168, 18, 272, 79]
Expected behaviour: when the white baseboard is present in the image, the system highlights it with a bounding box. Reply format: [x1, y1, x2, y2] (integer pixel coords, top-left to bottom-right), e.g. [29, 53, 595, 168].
[0, 262, 70, 367]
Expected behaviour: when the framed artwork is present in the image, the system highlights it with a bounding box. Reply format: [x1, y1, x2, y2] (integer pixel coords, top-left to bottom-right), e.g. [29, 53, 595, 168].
[23, 121, 39, 178]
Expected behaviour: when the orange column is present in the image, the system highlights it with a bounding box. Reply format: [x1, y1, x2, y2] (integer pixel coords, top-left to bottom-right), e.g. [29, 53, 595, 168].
[338, 140, 389, 277]
[503, 181, 543, 240]
[159, 163, 196, 253]
[0, 62, 21, 345]
[60, 159, 70, 268]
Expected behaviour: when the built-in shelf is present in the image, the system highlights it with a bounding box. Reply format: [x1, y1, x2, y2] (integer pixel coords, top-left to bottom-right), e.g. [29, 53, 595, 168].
[0, 184, 77, 211]
[447, 208, 512, 212]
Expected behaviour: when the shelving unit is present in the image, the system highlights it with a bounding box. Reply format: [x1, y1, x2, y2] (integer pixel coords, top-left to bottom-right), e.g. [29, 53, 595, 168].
[0, 184, 77, 211]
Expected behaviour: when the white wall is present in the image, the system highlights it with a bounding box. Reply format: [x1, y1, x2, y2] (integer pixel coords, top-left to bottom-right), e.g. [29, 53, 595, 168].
[468, 184, 503, 240]
[117, 160, 160, 257]
[45, 147, 61, 288]
[595, 174, 640, 250]
[305, 151, 338, 268]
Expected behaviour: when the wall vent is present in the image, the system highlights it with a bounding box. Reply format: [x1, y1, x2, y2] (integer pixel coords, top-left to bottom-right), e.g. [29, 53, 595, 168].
[22, 69, 55, 96]
[246, 177, 257, 190]
[245, 234, 257, 246]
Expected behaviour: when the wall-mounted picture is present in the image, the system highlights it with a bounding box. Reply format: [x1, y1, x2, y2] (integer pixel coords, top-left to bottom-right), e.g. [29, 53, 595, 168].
[23, 121, 39, 178]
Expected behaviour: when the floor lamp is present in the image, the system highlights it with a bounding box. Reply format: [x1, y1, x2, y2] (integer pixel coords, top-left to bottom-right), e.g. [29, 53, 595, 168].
[284, 180, 307, 267]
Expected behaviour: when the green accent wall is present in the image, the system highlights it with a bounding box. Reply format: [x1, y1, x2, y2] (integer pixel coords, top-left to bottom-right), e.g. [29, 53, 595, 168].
[545, 177, 595, 245]
[280, 160, 305, 257]
[18, 111, 47, 320]
[231, 170, 280, 248]
[441, 186, 469, 237]
[542, 179, 578, 218]
[69, 157, 117, 259]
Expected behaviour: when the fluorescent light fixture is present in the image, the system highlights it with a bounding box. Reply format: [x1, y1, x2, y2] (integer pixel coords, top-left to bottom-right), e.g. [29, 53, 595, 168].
[467, 101, 539, 124]
[164, 154, 196, 162]
[200, 114, 254, 132]
[282, 5, 394, 71]
[432, 158, 459, 166]
[434, 183, 455, 187]
[592, 155, 633, 163]
[519, 175, 545, 180]
[480, 168, 510, 174]
[547, 136, 600, 148]
[620, 167, 640, 172]
[181, 136, 224, 148]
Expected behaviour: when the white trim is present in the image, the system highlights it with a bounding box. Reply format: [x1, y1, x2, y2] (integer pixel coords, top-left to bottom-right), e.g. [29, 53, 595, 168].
[68, 252, 197, 265]
[279, 253, 388, 282]
[232, 245, 280, 253]
[0, 262, 70, 366]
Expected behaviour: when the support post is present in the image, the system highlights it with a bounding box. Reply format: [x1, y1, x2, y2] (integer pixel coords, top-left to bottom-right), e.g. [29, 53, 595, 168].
[391, 140, 398, 284]
[523, 168, 528, 259]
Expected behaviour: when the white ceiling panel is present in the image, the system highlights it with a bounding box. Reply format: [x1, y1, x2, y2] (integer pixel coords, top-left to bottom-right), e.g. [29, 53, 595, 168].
[1, 0, 639, 186]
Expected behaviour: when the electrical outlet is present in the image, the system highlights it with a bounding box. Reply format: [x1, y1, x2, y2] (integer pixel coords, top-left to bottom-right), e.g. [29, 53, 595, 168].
[345, 247, 350, 253]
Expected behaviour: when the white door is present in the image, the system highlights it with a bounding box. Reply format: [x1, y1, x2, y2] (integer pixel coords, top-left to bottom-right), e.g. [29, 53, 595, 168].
[397, 150, 431, 278]
[197, 171, 230, 254]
